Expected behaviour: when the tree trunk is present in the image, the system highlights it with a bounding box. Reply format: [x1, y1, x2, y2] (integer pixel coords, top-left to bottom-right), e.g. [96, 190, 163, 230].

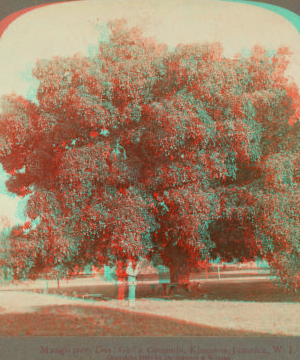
[170, 266, 179, 284]
[169, 266, 191, 295]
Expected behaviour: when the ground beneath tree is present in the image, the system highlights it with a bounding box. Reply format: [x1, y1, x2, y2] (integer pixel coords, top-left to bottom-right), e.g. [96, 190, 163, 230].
[0, 277, 299, 336]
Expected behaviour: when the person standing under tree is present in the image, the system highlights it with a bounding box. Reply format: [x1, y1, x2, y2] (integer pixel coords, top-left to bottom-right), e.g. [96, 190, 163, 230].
[126, 258, 142, 308]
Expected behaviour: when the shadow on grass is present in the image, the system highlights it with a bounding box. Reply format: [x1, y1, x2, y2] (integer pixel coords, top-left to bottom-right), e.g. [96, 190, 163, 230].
[0, 303, 276, 336]
[25, 279, 300, 303]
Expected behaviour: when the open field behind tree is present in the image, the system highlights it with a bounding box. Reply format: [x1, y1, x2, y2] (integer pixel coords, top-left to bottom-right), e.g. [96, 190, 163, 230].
[0, 262, 272, 289]
[0, 271, 274, 293]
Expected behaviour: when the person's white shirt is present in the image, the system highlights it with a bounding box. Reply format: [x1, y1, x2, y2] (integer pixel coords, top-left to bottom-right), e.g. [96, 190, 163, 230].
[126, 261, 141, 284]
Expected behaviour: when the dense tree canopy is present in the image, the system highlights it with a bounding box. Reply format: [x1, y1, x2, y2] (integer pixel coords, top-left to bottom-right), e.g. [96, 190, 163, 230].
[1, 20, 300, 287]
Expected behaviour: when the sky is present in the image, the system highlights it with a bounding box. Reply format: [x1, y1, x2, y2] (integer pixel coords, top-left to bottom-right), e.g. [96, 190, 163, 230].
[1, 0, 300, 227]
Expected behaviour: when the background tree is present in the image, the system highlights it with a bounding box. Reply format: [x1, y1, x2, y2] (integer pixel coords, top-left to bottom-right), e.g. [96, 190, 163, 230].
[0, 20, 299, 287]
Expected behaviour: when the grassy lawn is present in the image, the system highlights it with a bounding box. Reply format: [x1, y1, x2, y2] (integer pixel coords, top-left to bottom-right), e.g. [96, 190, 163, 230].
[0, 299, 269, 336]
[0, 277, 299, 336]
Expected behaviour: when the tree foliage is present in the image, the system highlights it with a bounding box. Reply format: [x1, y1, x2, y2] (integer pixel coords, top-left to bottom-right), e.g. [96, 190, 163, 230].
[1, 20, 300, 287]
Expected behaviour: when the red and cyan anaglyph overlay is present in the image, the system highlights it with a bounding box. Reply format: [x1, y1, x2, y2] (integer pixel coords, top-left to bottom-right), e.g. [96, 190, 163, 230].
[0, 1, 299, 338]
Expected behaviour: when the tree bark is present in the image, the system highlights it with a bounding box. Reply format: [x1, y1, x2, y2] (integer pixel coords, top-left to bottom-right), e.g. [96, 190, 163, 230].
[169, 266, 191, 294]
[170, 266, 179, 284]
